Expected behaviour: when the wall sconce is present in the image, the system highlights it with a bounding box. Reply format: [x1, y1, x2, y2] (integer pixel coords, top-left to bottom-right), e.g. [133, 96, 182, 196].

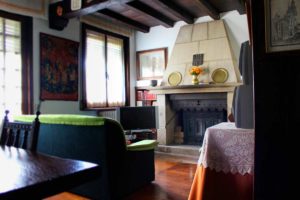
[49, 1, 69, 31]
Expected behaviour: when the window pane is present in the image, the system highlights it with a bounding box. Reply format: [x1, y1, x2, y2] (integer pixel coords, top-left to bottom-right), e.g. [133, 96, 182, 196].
[5, 19, 20, 36]
[85, 31, 107, 108]
[0, 37, 3, 52]
[0, 52, 3, 109]
[82, 25, 128, 110]
[5, 35, 20, 53]
[107, 36, 125, 107]
[0, 52, 3, 69]
[3, 52, 21, 114]
[0, 18, 3, 53]
[0, 17, 22, 115]
[5, 52, 21, 71]
[0, 18, 3, 33]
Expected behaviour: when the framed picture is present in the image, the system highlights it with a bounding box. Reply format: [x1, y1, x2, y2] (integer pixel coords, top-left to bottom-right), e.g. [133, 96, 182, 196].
[136, 47, 167, 80]
[265, 0, 300, 52]
[40, 33, 79, 101]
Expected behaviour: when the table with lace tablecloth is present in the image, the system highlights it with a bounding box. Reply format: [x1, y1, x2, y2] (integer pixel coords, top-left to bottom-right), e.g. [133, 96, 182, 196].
[188, 122, 254, 200]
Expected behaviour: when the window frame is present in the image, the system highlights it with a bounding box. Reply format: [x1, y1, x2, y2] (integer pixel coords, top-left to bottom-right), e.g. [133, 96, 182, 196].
[80, 23, 130, 110]
[0, 10, 33, 114]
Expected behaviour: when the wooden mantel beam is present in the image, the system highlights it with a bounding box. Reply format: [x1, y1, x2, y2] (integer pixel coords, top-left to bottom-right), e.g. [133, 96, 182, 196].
[156, 0, 195, 24]
[127, 0, 175, 28]
[62, 0, 134, 18]
[196, 0, 220, 20]
[98, 9, 150, 33]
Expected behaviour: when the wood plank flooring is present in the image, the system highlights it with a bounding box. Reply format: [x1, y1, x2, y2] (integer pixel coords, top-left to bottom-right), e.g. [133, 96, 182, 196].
[45, 153, 198, 200]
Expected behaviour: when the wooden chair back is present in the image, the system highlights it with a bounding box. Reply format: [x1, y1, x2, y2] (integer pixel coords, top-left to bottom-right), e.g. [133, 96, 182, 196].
[0, 110, 40, 151]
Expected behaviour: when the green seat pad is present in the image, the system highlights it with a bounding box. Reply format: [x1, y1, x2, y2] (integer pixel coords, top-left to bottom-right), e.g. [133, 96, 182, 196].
[14, 114, 105, 126]
[127, 139, 158, 151]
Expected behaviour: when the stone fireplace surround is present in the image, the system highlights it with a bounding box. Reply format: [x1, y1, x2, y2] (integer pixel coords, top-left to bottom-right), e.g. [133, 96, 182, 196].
[149, 83, 239, 145]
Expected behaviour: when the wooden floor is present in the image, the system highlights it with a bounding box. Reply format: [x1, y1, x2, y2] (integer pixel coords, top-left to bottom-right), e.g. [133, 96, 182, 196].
[45, 153, 198, 200]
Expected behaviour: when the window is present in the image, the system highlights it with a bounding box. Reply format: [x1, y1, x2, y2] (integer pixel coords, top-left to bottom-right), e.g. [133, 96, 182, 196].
[0, 11, 33, 115]
[81, 24, 129, 109]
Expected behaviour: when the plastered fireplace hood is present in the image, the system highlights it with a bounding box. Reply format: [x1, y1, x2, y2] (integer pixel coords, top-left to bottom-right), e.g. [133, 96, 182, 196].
[161, 19, 241, 86]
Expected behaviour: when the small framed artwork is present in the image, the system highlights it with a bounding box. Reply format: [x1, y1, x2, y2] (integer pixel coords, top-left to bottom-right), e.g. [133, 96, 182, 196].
[40, 33, 79, 101]
[265, 0, 300, 52]
[136, 47, 167, 80]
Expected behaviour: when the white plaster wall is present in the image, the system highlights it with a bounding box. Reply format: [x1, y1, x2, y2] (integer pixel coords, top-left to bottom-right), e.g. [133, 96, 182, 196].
[3, 5, 248, 115]
[32, 18, 95, 115]
[135, 10, 249, 77]
[129, 32, 136, 106]
[135, 21, 186, 87]
[33, 18, 137, 114]
[221, 11, 250, 62]
[0, 0, 47, 19]
[136, 21, 186, 58]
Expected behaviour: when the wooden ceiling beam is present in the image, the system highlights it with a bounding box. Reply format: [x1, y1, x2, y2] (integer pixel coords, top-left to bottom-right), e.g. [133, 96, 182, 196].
[127, 0, 175, 28]
[196, 0, 220, 20]
[236, 0, 246, 14]
[156, 0, 195, 24]
[98, 9, 150, 33]
[62, 0, 135, 18]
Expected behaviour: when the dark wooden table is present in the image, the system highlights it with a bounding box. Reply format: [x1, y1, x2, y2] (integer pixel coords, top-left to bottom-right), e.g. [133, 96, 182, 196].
[0, 145, 100, 199]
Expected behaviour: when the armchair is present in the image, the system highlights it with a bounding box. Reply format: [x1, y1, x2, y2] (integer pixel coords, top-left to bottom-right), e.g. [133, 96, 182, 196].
[13, 114, 158, 200]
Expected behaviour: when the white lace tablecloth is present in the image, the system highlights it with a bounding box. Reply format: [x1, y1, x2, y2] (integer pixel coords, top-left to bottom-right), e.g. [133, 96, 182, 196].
[198, 122, 254, 175]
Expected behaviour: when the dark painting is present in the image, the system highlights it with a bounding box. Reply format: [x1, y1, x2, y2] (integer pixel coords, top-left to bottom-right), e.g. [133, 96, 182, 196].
[40, 33, 79, 100]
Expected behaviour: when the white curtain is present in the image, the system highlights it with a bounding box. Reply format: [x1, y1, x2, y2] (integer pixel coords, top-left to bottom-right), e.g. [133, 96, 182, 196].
[107, 36, 125, 107]
[85, 30, 126, 108]
[85, 31, 106, 108]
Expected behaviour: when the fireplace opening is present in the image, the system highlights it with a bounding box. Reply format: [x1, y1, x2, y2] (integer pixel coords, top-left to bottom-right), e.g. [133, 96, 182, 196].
[170, 93, 227, 146]
[181, 109, 227, 145]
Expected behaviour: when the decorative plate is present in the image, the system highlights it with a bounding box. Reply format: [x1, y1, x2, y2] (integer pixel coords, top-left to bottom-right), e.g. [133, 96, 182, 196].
[211, 68, 229, 83]
[168, 72, 182, 86]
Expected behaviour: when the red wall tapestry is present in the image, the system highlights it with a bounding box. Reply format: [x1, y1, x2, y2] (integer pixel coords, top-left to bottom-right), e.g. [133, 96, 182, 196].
[40, 33, 79, 101]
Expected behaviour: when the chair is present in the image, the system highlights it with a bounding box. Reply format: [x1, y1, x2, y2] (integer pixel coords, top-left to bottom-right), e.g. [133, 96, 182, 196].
[12, 114, 157, 199]
[0, 110, 40, 151]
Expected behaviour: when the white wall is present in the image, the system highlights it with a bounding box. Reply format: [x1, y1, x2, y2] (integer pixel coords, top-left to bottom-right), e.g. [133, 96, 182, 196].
[3, 5, 249, 115]
[33, 18, 137, 114]
[220, 11, 250, 61]
[129, 32, 136, 106]
[136, 21, 186, 58]
[135, 10, 249, 76]
[32, 18, 95, 115]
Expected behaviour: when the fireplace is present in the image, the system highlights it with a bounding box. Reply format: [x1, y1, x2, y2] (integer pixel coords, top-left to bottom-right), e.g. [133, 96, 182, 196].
[182, 110, 226, 145]
[142, 20, 242, 146]
[170, 93, 227, 145]
[148, 84, 237, 145]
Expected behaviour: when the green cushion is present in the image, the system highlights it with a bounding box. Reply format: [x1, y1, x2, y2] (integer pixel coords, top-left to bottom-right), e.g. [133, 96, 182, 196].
[14, 114, 105, 126]
[127, 139, 158, 151]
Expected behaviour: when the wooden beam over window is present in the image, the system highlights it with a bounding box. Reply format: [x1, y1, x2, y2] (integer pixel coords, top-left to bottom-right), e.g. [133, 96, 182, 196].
[98, 9, 150, 33]
[62, 0, 134, 18]
[236, 0, 246, 14]
[195, 0, 220, 20]
[127, 0, 175, 28]
[156, 0, 195, 24]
